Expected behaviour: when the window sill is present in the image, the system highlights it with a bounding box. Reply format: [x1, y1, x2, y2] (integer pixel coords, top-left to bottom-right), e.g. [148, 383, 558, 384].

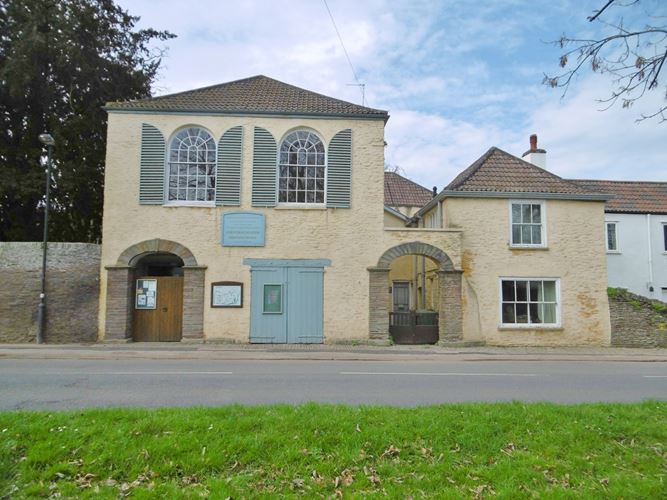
[498, 324, 563, 331]
[163, 202, 215, 208]
[509, 245, 549, 251]
[607, 250, 621, 254]
[275, 204, 327, 210]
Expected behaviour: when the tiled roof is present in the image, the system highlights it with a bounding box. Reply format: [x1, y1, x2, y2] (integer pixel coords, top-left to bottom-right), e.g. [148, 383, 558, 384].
[384, 172, 433, 207]
[572, 179, 667, 214]
[105, 75, 388, 119]
[445, 147, 594, 195]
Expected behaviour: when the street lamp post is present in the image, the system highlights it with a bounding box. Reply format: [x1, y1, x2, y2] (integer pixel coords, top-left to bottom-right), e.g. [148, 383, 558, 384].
[37, 133, 55, 344]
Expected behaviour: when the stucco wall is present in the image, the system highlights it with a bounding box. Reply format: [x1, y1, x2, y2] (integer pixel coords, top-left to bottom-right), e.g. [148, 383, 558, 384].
[102, 112, 450, 342]
[100, 111, 611, 346]
[0, 242, 100, 343]
[605, 213, 667, 301]
[445, 197, 611, 346]
[384, 210, 406, 227]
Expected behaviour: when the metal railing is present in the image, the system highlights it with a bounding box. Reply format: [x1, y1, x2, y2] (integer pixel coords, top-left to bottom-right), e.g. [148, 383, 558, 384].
[389, 311, 439, 327]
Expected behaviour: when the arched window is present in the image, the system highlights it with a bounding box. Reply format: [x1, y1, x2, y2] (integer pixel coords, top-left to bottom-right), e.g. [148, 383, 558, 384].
[278, 130, 325, 203]
[167, 127, 216, 202]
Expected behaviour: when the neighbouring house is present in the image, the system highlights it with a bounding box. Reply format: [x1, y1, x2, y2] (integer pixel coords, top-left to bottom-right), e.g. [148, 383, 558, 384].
[572, 179, 667, 302]
[410, 137, 612, 346]
[99, 77, 611, 346]
[384, 171, 435, 225]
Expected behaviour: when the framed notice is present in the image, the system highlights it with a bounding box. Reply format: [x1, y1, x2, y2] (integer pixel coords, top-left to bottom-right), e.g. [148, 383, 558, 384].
[211, 281, 243, 308]
[263, 284, 282, 314]
[136, 279, 157, 310]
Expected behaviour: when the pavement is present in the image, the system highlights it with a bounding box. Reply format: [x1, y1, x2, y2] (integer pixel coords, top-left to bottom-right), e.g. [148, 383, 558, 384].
[1, 342, 667, 362]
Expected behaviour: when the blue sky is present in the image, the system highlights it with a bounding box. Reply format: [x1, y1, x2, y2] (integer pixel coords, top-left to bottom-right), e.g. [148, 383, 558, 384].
[118, 0, 666, 189]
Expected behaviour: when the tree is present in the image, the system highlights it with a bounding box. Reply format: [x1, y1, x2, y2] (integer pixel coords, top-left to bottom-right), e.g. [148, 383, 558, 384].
[544, 0, 667, 122]
[0, 0, 174, 242]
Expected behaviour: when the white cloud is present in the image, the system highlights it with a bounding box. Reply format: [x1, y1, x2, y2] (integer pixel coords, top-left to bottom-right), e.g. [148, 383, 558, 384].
[117, 0, 666, 190]
[384, 110, 510, 188]
[510, 76, 667, 181]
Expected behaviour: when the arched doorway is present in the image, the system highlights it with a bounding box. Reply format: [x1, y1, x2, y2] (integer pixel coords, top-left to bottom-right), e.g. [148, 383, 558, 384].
[104, 239, 206, 342]
[132, 252, 184, 341]
[368, 241, 463, 344]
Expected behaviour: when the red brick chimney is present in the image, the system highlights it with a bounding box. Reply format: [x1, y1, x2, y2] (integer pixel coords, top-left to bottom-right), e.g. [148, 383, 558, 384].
[530, 134, 537, 151]
[521, 134, 547, 168]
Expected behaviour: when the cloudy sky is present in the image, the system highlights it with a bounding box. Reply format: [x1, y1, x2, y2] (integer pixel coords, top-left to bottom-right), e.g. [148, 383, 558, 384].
[117, 0, 666, 189]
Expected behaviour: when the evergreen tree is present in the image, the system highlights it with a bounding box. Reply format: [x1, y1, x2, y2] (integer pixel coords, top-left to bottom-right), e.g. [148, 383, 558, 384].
[0, 0, 174, 241]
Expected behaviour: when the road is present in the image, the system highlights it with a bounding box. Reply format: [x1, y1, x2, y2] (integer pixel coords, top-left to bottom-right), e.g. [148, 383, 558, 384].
[1, 358, 666, 409]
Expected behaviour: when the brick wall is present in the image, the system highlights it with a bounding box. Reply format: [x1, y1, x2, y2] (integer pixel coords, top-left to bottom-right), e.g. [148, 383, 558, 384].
[0, 242, 100, 343]
[609, 289, 667, 348]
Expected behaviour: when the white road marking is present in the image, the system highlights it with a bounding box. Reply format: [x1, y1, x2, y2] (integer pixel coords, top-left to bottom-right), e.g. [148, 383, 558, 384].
[84, 371, 233, 375]
[643, 375, 667, 378]
[340, 371, 538, 377]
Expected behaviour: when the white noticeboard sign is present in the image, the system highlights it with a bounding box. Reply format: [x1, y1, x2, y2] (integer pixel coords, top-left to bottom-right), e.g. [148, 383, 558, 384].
[211, 281, 243, 308]
[136, 279, 157, 310]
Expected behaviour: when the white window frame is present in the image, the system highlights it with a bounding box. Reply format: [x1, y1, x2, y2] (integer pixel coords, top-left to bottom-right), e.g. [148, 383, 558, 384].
[164, 126, 217, 207]
[606, 221, 620, 253]
[276, 129, 327, 207]
[508, 200, 547, 248]
[498, 277, 561, 328]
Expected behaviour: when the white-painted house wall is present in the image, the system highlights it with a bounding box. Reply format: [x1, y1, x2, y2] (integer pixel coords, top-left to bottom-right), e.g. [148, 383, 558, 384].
[605, 212, 667, 301]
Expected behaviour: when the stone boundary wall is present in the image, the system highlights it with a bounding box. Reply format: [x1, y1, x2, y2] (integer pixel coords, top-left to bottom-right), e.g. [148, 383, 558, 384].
[0, 242, 100, 343]
[609, 289, 667, 348]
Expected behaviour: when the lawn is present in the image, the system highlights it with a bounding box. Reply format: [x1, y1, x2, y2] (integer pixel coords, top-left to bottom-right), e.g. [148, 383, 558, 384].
[1, 402, 665, 498]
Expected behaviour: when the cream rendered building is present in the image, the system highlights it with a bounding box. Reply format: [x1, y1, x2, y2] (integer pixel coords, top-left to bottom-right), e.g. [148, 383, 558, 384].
[410, 141, 612, 345]
[99, 76, 611, 346]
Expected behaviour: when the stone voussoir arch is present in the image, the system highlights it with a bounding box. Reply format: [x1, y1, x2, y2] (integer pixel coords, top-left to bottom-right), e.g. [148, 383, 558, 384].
[116, 238, 198, 267]
[105, 238, 204, 343]
[377, 241, 454, 271]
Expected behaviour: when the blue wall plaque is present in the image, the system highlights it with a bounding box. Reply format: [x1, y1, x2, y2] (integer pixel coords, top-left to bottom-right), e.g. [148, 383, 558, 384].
[222, 212, 266, 247]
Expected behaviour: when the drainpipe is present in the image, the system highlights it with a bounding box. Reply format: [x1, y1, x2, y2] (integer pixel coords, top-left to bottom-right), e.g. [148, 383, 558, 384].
[438, 201, 443, 227]
[412, 255, 418, 309]
[421, 256, 426, 309]
[647, 214, 654, 296]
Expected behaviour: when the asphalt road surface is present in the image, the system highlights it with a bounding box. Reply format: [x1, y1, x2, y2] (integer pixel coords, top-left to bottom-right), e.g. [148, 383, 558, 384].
[1, 358, 666, 409]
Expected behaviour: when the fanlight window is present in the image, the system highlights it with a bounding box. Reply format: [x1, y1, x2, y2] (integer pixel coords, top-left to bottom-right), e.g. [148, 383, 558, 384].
[279, 131, 325, 203]
[168, 127, 216, 202]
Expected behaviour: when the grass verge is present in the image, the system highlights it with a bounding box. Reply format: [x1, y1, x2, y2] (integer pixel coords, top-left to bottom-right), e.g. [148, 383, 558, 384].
[1, 402, 666, 498]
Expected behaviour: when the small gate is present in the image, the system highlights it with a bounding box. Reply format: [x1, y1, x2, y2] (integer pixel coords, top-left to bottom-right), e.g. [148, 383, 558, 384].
[389, 311, 439, 344]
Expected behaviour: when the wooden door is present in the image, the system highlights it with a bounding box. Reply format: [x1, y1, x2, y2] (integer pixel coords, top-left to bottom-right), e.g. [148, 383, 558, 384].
[249, 266, 325, 344]
[249, 267, 287, 343]
[133, 276, 183, 341]
[286, 267, 324, 344]
[393, 281, 410, 312]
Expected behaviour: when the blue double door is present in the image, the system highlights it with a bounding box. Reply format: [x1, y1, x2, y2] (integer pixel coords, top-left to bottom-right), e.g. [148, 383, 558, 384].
[249, 263, 325, 344]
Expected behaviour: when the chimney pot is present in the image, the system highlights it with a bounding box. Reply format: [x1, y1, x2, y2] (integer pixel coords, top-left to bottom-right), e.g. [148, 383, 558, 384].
[432, 186, 437, 197]
[530, 134, 537, 151]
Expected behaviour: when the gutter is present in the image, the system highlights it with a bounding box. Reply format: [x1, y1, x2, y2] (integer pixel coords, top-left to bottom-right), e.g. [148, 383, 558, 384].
[104, 107, 390, 123]
[384, 205, 409, 222]
[413, 190, 611, 221]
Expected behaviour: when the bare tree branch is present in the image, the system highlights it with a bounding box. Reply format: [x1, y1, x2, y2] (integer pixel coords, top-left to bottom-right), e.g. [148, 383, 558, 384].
[588, 0, 616, 22]
[545, 0, 667, 123]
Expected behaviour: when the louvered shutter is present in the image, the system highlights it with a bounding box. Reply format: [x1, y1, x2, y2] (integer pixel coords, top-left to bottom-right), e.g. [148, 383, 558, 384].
[139, 123, 165, 205]
[251, 127, 277, 207]
[326, 129, 352, 208]
[216, 126, 243, 206]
